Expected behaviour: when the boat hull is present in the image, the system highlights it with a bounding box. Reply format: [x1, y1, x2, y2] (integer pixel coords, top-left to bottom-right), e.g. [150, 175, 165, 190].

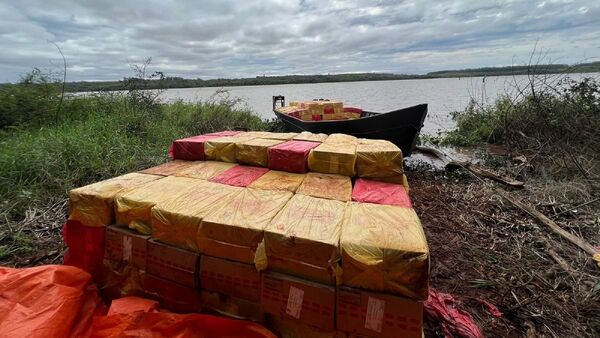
[274, 103, 428, 156]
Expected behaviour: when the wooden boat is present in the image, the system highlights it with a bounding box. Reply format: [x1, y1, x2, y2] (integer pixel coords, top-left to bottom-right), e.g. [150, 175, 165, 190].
[272, 96, 427, 156]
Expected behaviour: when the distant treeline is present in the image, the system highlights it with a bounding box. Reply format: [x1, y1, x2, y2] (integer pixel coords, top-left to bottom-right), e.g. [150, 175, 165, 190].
[8, 61, 600, 92]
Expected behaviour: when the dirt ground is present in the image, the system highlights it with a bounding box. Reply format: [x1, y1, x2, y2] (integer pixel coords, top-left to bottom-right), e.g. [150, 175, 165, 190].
[1, 167, 598, 338]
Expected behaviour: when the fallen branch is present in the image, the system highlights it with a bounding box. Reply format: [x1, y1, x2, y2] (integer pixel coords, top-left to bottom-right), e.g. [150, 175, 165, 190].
[500, 191, 600, 268]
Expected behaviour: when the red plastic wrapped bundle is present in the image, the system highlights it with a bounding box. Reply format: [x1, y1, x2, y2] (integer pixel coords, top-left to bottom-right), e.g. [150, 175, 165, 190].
[351, 178, 412, 208]
[62, 220, 106, 281]
[268, 140, 321, 173]
[210, 165, 269, 187]
[169, 131, 243, 161]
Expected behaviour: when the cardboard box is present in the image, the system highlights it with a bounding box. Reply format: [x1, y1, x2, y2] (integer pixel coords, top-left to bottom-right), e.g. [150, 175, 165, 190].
[308, 142, 357, 177]
[204, 136, 255, 163]
[115, 176, 206, 234]
[236, 138, 285, 167]
[248, 171, 306, 193]
[261, 272, 335, 332]
[340, 203, 429, 300]
[144, 273, 202, 313]
[296, 172, 352, 201]
[266, 314, 346, 338]
[268, 140, 321, 174]
[199, 255, 261, 302]
[62, 220, 106, 282]
[150, 182, 242, 252]
[104, 225, 149, 270]
[68, 173, 161, 227]
[146, 239, 200, 287]
[351, 178, 412, 208]
[174, 161, 237, 180]
[139, 160, 198, 176]
[356, 139, 404, 184]
[100, 259, 145, 301]
[200, 290, 264, 322]
[209, 165, 269, 187]
[337, 286, 423, 338]
[262, 194, 345, 285]
[293, 131, 328, 143]
[198, 188, 293, 263]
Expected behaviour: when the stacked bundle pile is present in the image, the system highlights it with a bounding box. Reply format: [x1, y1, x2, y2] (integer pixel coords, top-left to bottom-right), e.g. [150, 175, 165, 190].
[276, 100, 363, 121]
[63, 130, 426, 338]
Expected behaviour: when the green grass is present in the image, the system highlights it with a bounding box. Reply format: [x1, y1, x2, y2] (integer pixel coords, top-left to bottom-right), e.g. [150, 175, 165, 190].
[0, 93, 270, 221]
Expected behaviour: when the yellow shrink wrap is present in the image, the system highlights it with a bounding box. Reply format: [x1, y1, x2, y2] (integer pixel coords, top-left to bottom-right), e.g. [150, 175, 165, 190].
[115, 176, 206, 235]
[68, 173, 162, 227]
[324, 133, 357, 145]
[235, 138, 284, 167]
[356, 139, 404, 183]
[296, 172, 352, 201]
[308, 142, 357, 177]
[198, 188, 293, 263]
[249, 171, 306, 193]
[340, 202, 429, 300]
[293, 131, 328, 143]
[204, 136, 255, 163]
[151, 182, 242, 251]
[263, 132, 299, 141]
[289, 101, 300, 107]
[173, 161, 237, 180]
[235, 131, 272, 138]
[261, 194, 346, 284]
[139, 160, 197, 176]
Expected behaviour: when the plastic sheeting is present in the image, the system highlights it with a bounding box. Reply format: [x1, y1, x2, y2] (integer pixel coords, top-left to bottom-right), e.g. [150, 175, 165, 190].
[260, 194, 345, 284]
[296, 172, 352, 201]
[293, 131, 328, 142]
[424, 289, 484, 338]
[236, 138, 284, 167]
[308, 142, 357, 177]
[351, 178, 412, 208]
[198, 188, 293, 264]
[68, 173, 161, 227]
[0, 264, 277, 338]
[263, 132, 299, 140]
[268, 140, 321, 173]
[151, 181, 242, 251]
[62, 220, 106, 282]
[170, 135, 222, 161]
[204, 136, 255, 163]
[248, 170, 306, 193]
[100, 260, 145, 301]
[115, 176, 206, 234]
[210, 165, 269, 187]
[323, 133, 357, 145]
[139, 160, 198, 176]
[355, 139, 404, 183]
[174, 161, 236, 180]
[340, 202, 429, 300]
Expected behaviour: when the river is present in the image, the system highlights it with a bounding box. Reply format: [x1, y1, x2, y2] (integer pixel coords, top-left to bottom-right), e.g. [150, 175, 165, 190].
[159, 73, 599, 135]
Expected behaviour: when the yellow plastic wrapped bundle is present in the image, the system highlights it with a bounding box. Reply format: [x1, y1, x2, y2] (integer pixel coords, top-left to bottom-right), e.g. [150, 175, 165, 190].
[324, 133, 357, 145]
[115, 176, 206, 235]
[289, 101, 300, 107]
[356, 139, 404, 183]
[308, 142, 357, 177]
[235, 131, 272, 139]
[151, 182, 242, 252]
[204, 136, 255, 163]
[263, 132, 299, 140]
[340, 202, 429, 300]
[68, 173, 162, 227]
[261, 194, 346, 284]
[173, 161, 236, 180]
[249, 171, 306, 193]
[293, 131, 328, 143]
[296, 172, 352, 201]
[235, 138, 284, 167]
[198, 188, 293, 264]
[139, 160, 198, 176]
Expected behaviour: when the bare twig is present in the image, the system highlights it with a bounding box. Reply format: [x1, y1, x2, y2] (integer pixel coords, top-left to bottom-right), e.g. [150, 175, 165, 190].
[48, 41, 66, 123]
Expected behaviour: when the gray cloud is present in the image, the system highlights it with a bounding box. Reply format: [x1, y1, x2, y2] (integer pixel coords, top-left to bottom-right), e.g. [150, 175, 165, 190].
[1, 0, 599, 82]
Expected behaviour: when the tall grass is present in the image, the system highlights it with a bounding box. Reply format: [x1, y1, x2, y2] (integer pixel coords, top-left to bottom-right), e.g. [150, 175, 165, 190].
[0, 90, 270, 221]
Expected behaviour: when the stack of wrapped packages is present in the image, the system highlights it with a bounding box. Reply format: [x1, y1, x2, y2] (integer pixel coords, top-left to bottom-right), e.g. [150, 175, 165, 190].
[276, 100, 363, 121]
[63, 130, 428, 338]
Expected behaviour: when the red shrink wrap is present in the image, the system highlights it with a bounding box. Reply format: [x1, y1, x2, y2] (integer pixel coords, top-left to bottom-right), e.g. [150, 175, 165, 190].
[268, 140, 321, 173]
[351, 178, 412, 208]
[210, 165, 269, 187]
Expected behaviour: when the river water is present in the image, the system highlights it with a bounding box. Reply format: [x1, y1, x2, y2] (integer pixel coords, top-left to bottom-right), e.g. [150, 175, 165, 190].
[159, 73, 599, 135]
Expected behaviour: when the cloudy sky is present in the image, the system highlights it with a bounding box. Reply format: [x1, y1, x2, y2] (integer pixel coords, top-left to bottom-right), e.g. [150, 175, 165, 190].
[1, 0, 598, 82]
